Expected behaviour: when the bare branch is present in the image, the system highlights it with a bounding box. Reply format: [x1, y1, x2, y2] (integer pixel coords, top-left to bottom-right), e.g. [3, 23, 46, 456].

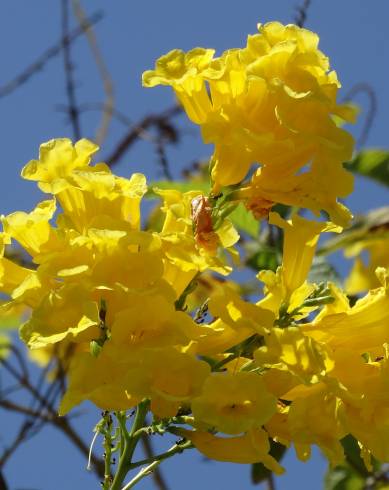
[342, 82, 377, 149]
[105, 104, 182, 167]
[141, 434, 169, 490]
[0, 11, 103, 99]
[72, 0, 115, 146]
[294, 0, 312, 27]
[61, 0, 81, 140]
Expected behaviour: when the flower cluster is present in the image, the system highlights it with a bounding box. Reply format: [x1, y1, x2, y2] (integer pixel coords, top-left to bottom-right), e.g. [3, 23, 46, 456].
[143, 21, 356, 226]
[3, 21, 389, 481]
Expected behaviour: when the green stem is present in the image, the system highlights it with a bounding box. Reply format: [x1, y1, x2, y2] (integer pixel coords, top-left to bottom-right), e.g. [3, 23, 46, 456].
[102, 412, 113, 489]
[129, 441, 193, 469]
[122, 441, 193, 490]
[109, 401, 149, 490]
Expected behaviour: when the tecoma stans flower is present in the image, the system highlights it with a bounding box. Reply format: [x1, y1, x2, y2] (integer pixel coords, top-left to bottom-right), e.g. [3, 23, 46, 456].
[144, 22, 355, 225]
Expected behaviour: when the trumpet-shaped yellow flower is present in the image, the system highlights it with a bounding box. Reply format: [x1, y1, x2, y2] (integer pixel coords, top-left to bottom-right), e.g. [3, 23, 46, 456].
[302, 269, 389, 355]
[21, 138, 99, 192]
[178, 428, 284, 474]
[254, 327, 334, 384]
[257, 212, 340, 319]
[286, 384, 347, 465]
[345, 234, 389, 294]
[192, 371, 277, 435]
[144, 22, 355, 224]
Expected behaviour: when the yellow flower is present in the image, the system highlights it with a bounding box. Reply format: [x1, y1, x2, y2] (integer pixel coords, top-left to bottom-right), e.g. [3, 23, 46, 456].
[127, 347, 211, 418]
[21, 138, 99, 193]
[257, 212, 340, 319]
[345, 234, 389, 294]
[192, 371, 277, 435]
[2, 199, 59, 257]
[302, 269, 389, 356]
[156, 188, 239, 296]
[59, 348, 143, 414]
[144, 22, 355, 224]
[143, 48, 214, 124]
[177, 428, 284, 473]
[254, 327, 334, 384]
[20, 284, 100, 349]
[286, 384, 346, 465]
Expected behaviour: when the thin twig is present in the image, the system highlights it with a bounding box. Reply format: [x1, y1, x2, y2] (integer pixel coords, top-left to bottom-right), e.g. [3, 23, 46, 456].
[141, 434, 169, 490]
[342, 82, 377, 149]
[266, 473, 276, 490]
[294, 0, 312, 27]
[155, 139, 173, 181]
[0, 11, 103, 98]
[61, 0, 81, 140]
[72, 0, 114, 146]
[0, 470, 8, 490]
[0, 420, 33, 468]
[105, 105, 182, 167]
[0, 348, 105, 478]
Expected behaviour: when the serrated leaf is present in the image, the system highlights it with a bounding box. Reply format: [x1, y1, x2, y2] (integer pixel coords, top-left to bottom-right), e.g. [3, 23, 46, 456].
[229, 203, 259, 239]
[346, 149, 389, 187]
[251, 441, 287, 484]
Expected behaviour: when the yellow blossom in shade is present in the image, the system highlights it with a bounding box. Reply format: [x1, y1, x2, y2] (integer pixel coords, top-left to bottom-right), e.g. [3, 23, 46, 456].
[143, 22, 355, 224]
[109, 290, 199, 352]
[345, 234, 389, 294]
[21, 138, 99, 193]
[177, 428, 284, 474]
[124, 347, 210, 418]
[302, 270, 389, 356]
[191, 371, 277, 435]
[286, 384, 347, 466]
[58, 348, 143, 415]
[19, 284, 100, 349]
[254, 327, 334, 384]
[341, 346, 389, 463]
[256, 212, 340, 319]
[242, 156, 354, 227]
[192, 284, 274, 356]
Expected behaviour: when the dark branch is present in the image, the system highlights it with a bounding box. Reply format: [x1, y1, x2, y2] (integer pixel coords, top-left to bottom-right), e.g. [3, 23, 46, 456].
[0, 470, 8, 490]
[342, 82, 377, 149]
[105, 104, 182, 167]
[61, 0, 81, 140]
[294, 0, 312, 27]
[141, 434, 169, 490]
[0, 11, 103, 98]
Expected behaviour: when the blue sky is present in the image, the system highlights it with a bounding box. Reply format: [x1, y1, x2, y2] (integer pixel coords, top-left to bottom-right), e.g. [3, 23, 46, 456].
[0, 1, 388, 489]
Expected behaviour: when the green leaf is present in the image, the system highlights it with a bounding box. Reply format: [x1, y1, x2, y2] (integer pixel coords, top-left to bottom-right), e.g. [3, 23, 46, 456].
[318, 206, 389, 256]
[342, 435, 371, 477]
[308, 256, 341, 286]
[251, 441, 287, 484]
[246, 244, 280, 272]
[325, 466, 364, 490]
[346, 149, 389, 187]
[147, 180, 211, 198]
[0, 313, 20, 330]
[229, 203, 259, 239]
[0, 334, 10, 360]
